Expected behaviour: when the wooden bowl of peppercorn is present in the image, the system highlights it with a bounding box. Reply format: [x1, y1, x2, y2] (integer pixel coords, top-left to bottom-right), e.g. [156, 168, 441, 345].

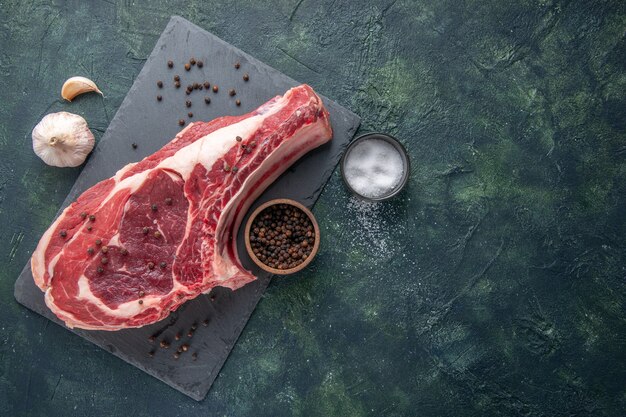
[244, 199, 320, 275]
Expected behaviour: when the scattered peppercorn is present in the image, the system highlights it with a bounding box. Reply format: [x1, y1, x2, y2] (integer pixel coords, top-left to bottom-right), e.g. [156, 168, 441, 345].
[148, 262, 155, 270]
[181, 344, 189, 352]
[229, 89, 236, 96]
[160, 340, 169, 349]
[151, 203, 158, 211]
[121, 248, 128, 255]
[154, 231, 162, 238]
[132, 143, 138, 149]
[87, 247, 94, 255]
[139, 290, 145, 297]
[212, 85, 218, 93]
[80, 212, 87, 219]
[89, 215, 96, 222]
[101, 257, 108, 265]
[157, 95, 162, 101]
[185, 100, 192, 108]
[198, 84, 203, 90]
[232, 166, 239, 173]
[193, 82, 199, 90]
[175, 332, 181, 341]
[184, 63, 191, 71]
[95, 239, 102, 246]
[60, 230, 67, 238]
[243, 73, 249, 82]
[202, 319, 210, 326]
[148, 350, 155, 357]
[86, 225, 92, 231]
[157, 80, 163, 88]
[179, 119, 185, 126]
[204, 96, 211, 104]
[236, 136, 242, 142]
[142, 227, 149, 235]
[197, 60, 203, 68]
[149, 335, 156, 342]
[235, 99, 241, 106]
[175, 81, 181, 88]
[173, 352, 180, 359]
[223, 162, 231, 172]
[210, 294, 216, 301]
[174, 75, 180, 81]
[190, 57, 196, 65]
[97, 266, 104, 273]
[187, 330, 194, 338]
[191, 323, 197, 330]
[101, 246, 108, 254]
[188, 112, 193, 118]
[192, 352, 198, 360]
[165, 197, 173, 205]
[203, 81, 210, 89]
[167, 60, 173, 68]
[234, 62, 240, 69]
[138, 300, 143, 305]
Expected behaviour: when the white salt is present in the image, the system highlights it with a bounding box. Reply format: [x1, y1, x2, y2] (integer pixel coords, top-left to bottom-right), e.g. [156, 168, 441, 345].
[344, 139, 405, 198]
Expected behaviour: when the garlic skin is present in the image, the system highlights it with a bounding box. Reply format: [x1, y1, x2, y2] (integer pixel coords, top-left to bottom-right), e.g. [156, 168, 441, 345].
[32, 112, 95, 167]
[61, 76, 103, 101]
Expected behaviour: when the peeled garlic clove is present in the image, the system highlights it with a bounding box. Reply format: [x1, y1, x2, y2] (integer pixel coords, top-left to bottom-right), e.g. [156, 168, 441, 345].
[32, 112, 95, 167]
[61, 76, 103, 101]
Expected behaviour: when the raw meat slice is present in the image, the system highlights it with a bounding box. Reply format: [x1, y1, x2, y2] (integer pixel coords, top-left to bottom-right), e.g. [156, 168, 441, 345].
[31, 84, 332, 330]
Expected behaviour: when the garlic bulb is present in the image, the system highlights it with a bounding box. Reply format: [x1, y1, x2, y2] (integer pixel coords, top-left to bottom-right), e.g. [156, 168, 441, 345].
[32, 112, 95, 167]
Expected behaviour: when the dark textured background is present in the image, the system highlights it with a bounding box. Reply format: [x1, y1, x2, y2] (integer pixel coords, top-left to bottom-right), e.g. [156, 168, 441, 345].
[1, 0, 626, 416]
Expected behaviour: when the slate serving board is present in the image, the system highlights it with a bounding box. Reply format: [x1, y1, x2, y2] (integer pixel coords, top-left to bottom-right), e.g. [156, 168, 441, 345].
[14, 16, 360, 401]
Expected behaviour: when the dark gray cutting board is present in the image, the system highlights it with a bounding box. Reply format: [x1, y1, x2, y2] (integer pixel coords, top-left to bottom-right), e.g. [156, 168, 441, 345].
[14, 16, 360, 401]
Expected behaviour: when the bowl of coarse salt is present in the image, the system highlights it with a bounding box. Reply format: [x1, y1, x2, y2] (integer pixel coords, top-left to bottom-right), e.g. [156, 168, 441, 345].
[341, 133, 410, 201]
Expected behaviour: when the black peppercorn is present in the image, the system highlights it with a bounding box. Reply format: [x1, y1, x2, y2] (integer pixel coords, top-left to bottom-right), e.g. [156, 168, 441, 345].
[95, 239, 102, 246]
[157, 95, 162, 101]
[175, 81, 181, 88]
[160, 340, 169, 348]
[165, 197, 173, 205]
[192, 352, 198, 360]
[157, 80, 163, 88]
[243, 73, 249, 82]
[236, 136, 242, 142]
[80, 212, 87, 219]
[202, 319, 209, 326]
[151, 203, 157, 211]
[154, 231, 162, 238]
[87, 247, 94, 255]
[188, 112, 193, 118]
[86, 225, 92, 231]
[60, 230, 67, 238]
[121, 248, 128, 255]
[174, 75, 180, 81]
[190, 57, 196, 65]
[175, 332, 181, 341]
[148, 350, 155, 357]
[185, 100, 192, 108]
[97, 266, 104, 273]
[138, 299, 143, 305]
[212, 85, 218, 93]
[167, 60, 173, 68]
[193, 82, 199, 90]
[229, 89, 236, 96]
[89, 215, 96, 222]
[234, 62, 240, 69]
[148, 262, 155, 270]
[179, 119, 185, 126]
[204, 96, 211, 104]
[197, 60, 203, 68]
[203, 81, 210, 89]
[235, 99, 241, 106]
[101, 257, 108, 265]
[132, 143, 138, 149]
[142, 227, 149, 235]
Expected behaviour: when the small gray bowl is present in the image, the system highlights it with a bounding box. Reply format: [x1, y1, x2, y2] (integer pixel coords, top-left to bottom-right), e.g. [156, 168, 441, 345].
[340, 132, 410, 202]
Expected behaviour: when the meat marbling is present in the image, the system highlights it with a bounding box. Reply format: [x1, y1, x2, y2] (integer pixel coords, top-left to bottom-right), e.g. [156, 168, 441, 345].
[31, 84, 332, 330]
